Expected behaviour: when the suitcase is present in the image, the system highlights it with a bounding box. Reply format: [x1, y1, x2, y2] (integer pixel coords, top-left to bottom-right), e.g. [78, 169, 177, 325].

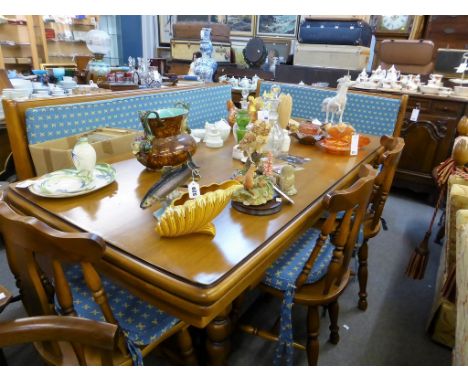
[298, 19, 372, 47]
[294, 44, 370, 70]
[173, 23, 230, 43]
[170, 39, 231, 62]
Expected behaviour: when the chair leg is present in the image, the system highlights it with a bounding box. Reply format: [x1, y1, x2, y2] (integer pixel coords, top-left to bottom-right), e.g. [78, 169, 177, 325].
[358, 239, 369, 311]
[306, 306, 320, 366]
[176, 327, 197, 365]
[327, 301, 340, 345]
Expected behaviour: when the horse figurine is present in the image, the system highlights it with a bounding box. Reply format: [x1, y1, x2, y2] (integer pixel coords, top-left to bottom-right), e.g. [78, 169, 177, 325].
[321, 75, 355, 124]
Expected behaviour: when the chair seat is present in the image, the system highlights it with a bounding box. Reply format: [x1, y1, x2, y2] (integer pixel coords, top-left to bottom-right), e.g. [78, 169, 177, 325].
[62, 265, 180, 346]
[263, 227, 333, 292]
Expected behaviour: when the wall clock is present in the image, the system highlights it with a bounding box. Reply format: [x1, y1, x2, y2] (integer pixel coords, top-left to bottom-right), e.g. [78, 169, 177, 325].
[372, 15, 415, 37]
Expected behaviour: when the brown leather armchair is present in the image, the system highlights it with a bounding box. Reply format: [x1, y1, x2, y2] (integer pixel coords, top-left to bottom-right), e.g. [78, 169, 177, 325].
[378, 39, 435, 74]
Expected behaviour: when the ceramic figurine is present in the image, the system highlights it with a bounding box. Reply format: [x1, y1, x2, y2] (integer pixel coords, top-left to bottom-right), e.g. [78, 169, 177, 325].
[71, 137, 96, 180]
[204, 122, 223, 148]
[140, 159, 198, 209]
[279, 164, 297, 196]
[231, 171, 275, 206]
[214, 119, 231, 142]
[321, 75, 355, 124]
[227, 99, 238, 127]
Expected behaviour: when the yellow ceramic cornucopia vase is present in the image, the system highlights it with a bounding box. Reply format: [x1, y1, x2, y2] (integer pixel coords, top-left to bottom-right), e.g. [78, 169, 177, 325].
[155, 180, 242, 237]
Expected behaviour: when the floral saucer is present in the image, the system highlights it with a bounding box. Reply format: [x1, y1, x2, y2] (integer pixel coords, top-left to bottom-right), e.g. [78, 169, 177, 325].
[29, 164, 116, 198]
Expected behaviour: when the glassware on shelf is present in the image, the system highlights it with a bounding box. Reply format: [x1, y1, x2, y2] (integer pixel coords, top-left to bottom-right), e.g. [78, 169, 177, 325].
[193, 28, 217, 83]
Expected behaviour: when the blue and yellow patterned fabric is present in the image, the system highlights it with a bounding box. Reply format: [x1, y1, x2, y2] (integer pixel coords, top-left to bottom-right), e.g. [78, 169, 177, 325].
[263, 227, 334, 366]
[57, 264, 181, 365]
[26, 85, 231, 144]
[259, 81, 401, 137]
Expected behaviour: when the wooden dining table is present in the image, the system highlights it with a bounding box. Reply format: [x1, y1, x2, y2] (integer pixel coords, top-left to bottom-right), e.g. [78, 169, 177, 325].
[4, 134, 382, 365]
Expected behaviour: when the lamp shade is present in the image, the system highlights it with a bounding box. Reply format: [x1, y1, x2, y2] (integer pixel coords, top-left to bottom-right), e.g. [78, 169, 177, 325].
[85, 29, 111, 55]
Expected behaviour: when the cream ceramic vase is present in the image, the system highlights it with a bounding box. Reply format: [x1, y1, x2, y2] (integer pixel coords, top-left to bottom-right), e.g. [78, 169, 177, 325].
[71, 137, 96, 178]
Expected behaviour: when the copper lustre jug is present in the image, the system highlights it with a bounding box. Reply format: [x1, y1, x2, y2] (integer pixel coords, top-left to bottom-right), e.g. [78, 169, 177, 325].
[134, 106, 197, 170]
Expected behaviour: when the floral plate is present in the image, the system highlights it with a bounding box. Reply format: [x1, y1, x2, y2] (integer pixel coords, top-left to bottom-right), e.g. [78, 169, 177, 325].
[29, 164, 116, 198]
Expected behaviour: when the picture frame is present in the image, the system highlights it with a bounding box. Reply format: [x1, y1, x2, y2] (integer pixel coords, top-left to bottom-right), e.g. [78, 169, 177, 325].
[256, 15, 298, 38]
[261, 37, 292, 62]
[158, 15, 176, 47]
[225, 15, 255, 37]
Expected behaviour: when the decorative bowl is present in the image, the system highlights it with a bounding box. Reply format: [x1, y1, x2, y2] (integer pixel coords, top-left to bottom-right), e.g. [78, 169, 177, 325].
[155, 180, 242, 237]
[318, 136, 371, 155]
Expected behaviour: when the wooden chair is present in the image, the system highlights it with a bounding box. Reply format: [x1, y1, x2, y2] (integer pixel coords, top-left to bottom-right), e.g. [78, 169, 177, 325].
[0, 316, 119, 365]
[357, 135, 405, 311]
[241, 164, 378, 365]
[0, 201, 197, 366]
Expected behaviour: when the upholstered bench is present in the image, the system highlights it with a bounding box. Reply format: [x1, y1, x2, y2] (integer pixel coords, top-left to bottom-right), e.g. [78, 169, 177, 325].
[257, 81, 407, 137]
[3, 84, 231, 179]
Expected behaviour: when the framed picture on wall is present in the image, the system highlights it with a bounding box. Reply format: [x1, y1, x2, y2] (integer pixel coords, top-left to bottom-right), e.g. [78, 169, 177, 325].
[256, 15, 299, 38]
[226, 15, 255, 36]
[262, 37, 292, 62]
[176, 15, 210, 23]
[158, 15, 176, 46]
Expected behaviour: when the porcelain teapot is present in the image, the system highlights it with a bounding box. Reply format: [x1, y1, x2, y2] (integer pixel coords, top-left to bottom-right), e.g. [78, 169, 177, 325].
[228, 77, 239, 87]
[356, 69, 368, 83]
[239, 76, 251, 89]
[371, 65, 387, 81]
[385, 65, 400, 82]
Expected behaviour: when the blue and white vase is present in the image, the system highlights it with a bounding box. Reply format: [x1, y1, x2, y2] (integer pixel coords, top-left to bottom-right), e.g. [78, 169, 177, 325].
[194, 28, 217, 83]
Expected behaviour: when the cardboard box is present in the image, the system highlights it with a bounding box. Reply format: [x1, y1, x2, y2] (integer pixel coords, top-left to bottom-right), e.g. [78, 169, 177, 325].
[29, 127, 139, 176]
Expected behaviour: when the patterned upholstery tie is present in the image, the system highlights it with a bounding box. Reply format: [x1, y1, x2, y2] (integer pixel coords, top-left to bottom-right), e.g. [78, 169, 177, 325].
[263, 228, 334, 366]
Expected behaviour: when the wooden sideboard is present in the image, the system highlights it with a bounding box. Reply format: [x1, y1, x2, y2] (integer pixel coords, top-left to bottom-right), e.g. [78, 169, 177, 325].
[351, 88, 467, 196]
[394, 93, 467, 195]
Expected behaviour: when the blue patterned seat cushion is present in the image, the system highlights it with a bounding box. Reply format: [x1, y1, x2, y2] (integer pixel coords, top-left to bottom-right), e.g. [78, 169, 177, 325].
[61, 264, 179, 346]
[26, 85, 231, 144]
[263, 227, 333, 291]
[259, 82, 401, 136]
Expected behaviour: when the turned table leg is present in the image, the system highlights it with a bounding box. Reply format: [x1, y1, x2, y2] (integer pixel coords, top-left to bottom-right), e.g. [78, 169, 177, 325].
[206, 304, 232, 365]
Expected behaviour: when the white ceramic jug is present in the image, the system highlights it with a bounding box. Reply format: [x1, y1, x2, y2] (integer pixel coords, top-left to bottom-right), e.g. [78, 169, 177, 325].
[71, 137, 96, 179]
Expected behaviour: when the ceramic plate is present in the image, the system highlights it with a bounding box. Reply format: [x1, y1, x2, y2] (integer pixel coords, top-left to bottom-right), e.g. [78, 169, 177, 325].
[29, 164, 116, 198]
[450, 79, 468, 85]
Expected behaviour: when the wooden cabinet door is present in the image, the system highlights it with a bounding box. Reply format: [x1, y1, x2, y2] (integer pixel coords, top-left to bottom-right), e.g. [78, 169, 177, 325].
[396, 113, 458, 192]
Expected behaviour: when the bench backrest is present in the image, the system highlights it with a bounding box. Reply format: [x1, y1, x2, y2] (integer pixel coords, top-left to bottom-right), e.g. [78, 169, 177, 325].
[258, 81, 406, 137]
[3, 84, 231, 179]
[26, 84, 231, 144]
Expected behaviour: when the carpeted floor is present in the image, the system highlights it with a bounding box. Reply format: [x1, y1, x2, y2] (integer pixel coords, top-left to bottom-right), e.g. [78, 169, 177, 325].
[0, 189, 452, 366]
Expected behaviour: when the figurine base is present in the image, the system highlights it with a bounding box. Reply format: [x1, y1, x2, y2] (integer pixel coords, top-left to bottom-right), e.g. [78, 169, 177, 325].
[231, 197, 282, 216]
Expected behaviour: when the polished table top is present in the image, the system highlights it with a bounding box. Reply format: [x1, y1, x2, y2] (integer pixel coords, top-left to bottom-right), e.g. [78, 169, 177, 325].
[6, 135, 381, 327]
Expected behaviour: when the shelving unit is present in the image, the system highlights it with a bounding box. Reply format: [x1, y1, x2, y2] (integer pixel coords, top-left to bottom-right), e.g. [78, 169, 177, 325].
[42, 16, 99, 65]
[0, 15, 42, 71]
